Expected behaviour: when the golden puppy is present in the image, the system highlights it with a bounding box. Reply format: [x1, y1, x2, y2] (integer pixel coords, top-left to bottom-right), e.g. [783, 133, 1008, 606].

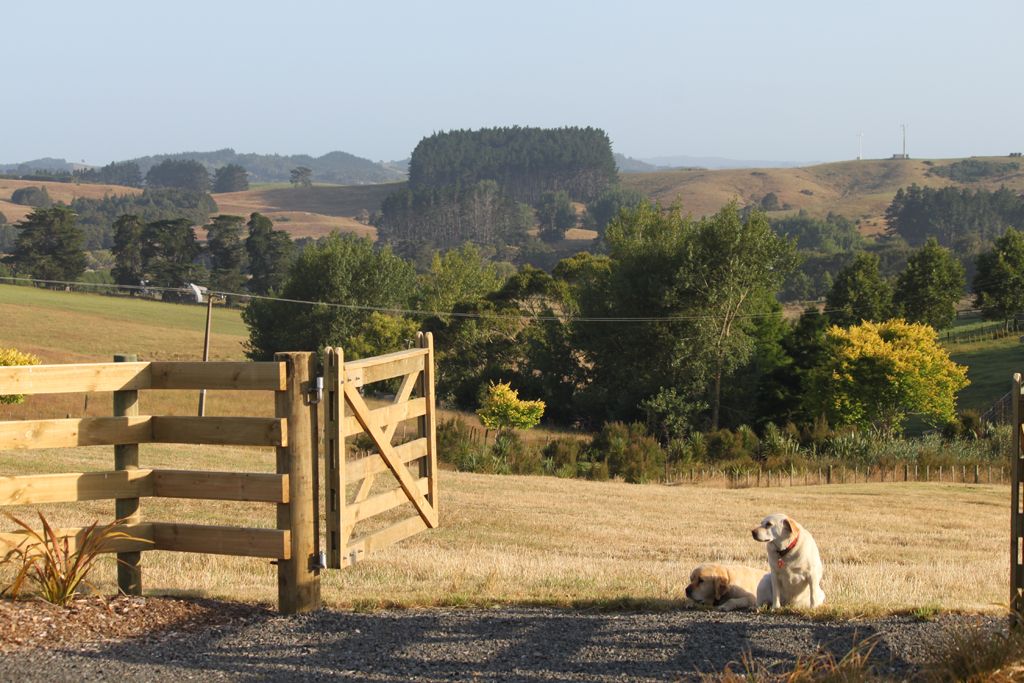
[685, 563, 772, 611]
[751, 513, 826, 608]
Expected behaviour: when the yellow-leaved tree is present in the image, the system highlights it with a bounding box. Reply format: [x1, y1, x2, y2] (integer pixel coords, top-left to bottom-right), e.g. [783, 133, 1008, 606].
[0, 348, 41, 405]
[807, 319, 968, 434]
[476, 381, 545, 440]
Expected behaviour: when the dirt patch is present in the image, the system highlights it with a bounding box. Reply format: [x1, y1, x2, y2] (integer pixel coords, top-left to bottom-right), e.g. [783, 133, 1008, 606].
[0, 595, 267, 652]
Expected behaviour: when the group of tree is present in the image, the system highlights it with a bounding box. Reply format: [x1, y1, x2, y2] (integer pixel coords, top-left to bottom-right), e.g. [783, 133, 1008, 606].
[10, 186, 52, 207]
[70, 189, 219, 249]
[885, 184, 1024, 251]
[3, 204, 295, 301]
[408, 126, 618, 204]
[243, 201, 971, 440]
[377, 126, 620, 253]
[74, 161, 143, 187]
[377, 180, 533, 252]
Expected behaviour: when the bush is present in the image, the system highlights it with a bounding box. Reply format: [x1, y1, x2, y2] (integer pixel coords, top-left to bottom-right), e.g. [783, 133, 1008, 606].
[1, 512, 150, 606]
[0, 347, 41, 404]
[590, 422, 666, 483]
[437, 418, 486, 472]
[542, 438, 582, 471]
[10, 186, 51, 207]
[493, 431, 542, 475]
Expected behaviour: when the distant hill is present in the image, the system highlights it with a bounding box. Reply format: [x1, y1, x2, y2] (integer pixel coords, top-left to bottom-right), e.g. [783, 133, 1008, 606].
[620, 156, 1024, 235]
[125, 148, 404, 185]
[639, 154, 809, 169]
[614, 154, 667, 173]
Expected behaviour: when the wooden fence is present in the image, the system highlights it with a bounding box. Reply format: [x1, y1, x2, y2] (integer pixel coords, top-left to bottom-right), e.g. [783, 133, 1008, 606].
[664, 463, 1009, 488]
[0, 336, 439, 614]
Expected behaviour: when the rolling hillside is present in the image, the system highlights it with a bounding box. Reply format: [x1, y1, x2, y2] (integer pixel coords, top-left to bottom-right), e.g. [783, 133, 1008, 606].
[620, 156, 1024, 235]
[0, 178, 141, 224]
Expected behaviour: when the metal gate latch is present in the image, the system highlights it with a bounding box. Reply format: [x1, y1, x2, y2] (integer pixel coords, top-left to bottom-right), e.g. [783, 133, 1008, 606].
[307, 376, 324, 404]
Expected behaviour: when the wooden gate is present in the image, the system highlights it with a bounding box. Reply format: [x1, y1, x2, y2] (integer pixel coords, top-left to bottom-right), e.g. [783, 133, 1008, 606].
[1012, 373, 1024, 625]
[323, 332, 439, 568]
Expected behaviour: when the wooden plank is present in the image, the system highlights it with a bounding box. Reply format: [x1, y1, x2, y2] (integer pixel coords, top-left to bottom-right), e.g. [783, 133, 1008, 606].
[344, 384, 438, 528]
[346, 477, 430, 528]
[419, 332, 439, 518]
[1013, 372, 1024, 626]
[0, 416, 152, 450]
[150, 522, 290, 559]
[324, 347, 344, 569]
[151, 416, 286, 447]
[342, 398, 427, 438]
[344, 349, 426, 388]
[150, 361, 286, 391]
[152, 470, 289, 503]
[0, 523, 155, 555]
[0, 362, 150, 395]
[346, 438, 428, 483]
[341, 515, 428, 567]
[0, 470, 153, 506]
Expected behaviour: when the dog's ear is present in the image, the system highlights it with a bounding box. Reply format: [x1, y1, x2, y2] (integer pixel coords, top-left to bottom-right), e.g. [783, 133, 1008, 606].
[783, 517, 795, 534]
[714, 574, 729, 601]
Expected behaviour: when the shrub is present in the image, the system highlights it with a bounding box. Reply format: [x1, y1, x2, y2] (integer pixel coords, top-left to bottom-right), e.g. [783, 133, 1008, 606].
[542, 438, 582, 472]
[437, 418, 487, 472]
[10, 186, 51, 207]
[493, 431, 542, 475]
[0, 347, 41, 404]
[1, 512, 150, 606]
[590, 422, 665, 483]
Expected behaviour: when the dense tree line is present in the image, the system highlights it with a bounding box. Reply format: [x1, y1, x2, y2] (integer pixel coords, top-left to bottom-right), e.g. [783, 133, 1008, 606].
[376, 180, 532, 252]
[885, 184, 1024, 250]
[408, 126, 617, 204]
[74, 161, 143, 187]
[69, 189, 218, 249]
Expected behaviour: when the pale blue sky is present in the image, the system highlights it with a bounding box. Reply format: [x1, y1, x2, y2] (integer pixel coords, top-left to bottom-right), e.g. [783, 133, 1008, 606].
[4, 0, 1022, 165]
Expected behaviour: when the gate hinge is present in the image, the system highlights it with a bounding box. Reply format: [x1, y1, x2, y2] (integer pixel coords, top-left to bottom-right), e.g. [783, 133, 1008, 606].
[307, 376, 324, 404]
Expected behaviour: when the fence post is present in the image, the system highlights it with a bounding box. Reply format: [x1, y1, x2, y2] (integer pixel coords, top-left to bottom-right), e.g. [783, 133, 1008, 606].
[904, 464, 909, 482]
[113, 353, 141, 596]
[826, 465, 832, 485]
[974, 464, 979, 485]
[417, 332, 439, 513]
[275, 352, 321, 615]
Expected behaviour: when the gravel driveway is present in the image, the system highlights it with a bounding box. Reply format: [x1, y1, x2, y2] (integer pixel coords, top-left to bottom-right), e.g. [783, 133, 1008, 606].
[0, 606, 1002, 682]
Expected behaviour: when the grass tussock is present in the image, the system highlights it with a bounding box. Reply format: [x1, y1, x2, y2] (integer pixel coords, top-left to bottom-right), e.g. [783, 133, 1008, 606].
[709, 637, 881, 682]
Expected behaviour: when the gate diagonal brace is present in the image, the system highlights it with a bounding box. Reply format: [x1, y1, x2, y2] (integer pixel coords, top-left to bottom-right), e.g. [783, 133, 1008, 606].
[343, 383, 438, 529]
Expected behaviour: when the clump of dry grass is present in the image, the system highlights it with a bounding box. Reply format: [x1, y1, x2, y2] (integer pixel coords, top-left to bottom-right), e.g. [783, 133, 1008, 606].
[708, 637, 881, 682]
[920, 619, 1024, 682]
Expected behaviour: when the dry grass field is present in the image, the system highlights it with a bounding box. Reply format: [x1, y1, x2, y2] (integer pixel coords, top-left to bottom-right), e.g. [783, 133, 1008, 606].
[0, 434, 1009, 615]
[0, 285, 1015, 617]
[210, 185, 383, 240]
[0, 178, 140, 223]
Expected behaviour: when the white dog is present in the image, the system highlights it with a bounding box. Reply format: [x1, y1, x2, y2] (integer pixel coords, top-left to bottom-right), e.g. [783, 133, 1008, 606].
[751, 513, 825, 608]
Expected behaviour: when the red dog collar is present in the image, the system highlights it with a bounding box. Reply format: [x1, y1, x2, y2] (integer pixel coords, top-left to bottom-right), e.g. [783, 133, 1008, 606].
[776, 530, 800, 567]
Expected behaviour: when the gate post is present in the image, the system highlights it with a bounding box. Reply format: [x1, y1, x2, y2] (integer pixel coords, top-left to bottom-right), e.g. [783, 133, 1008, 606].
[417, 332, 439, 512]
[113, 353, 141, 596]
[275, 352, 321, 614]
[1012, 373, 1024, 626]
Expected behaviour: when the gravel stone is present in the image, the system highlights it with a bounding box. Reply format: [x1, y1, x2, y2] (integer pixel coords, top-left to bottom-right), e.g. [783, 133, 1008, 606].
[0, 600, 1005, 682]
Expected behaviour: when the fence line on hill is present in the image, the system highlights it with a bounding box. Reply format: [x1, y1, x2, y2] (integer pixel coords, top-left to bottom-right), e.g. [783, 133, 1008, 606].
[661, 462, 1008, 488]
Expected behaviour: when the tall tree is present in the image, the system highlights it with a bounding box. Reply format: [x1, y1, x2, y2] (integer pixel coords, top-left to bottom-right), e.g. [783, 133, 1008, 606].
[536, 190, 576, 242]
[807, 319, 968, 434]
[205, 215, 247, 294]
[894, 237, 965, 329]
[6, 206, 86, 283]
[245, 213, 294, 295]
[825, 253, 893, 327]
[212, 164, 249, 193]
[417, 243, 506, 316]
[584, 186, 646, 237]
[289, 166, 313, 188]
[145, 159, 210, 192]
[973, 227, 1024, 324]
[111, 215, 145, 289]
[141, 219, 201, 298]
[673, 203, 797, 428]
[242, 233, 417, 360]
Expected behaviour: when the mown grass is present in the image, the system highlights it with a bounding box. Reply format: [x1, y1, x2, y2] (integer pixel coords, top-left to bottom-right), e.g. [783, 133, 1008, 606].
[0, 436, 1009, 614]
[948, 336, 1023, 412]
